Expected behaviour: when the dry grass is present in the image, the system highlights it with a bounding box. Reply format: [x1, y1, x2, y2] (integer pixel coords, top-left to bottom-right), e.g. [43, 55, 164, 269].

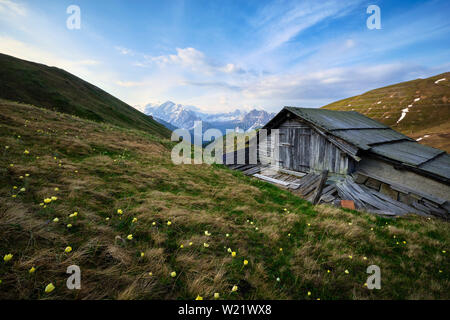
[0, 100, 449, 300]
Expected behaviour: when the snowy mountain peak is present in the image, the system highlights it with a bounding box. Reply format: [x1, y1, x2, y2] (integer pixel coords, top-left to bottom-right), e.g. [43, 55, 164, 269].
[144, 101, 275, 133]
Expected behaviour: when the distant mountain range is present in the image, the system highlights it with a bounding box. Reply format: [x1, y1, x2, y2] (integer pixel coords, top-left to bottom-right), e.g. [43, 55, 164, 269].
[144, 101, 276, 135]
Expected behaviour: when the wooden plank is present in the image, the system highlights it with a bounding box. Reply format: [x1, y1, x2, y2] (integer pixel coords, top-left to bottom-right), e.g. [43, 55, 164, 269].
[253, 174, 291, 187]
[278, 168, 307, 177]
[242, 166, 261, 176]
[313, 170, 329, 204]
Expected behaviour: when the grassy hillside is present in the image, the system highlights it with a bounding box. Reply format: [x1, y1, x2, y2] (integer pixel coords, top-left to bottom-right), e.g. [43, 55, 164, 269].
[0, 100, 448, 300]
[322, 72, 450, 152]
[0, 53, 170, 138]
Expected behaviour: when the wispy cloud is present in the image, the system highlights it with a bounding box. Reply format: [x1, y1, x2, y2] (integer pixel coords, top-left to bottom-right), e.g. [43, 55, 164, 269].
[0, 0, 26, 16]
[115, 46, 134, 56]
[140, 47, 245, 76]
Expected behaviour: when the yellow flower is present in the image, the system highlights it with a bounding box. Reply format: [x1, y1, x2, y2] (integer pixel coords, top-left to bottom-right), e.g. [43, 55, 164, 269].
[105, 217, 110, 221]
[227, 248, 232, 253]
[3, 254, 13, 262]
[204, 230, 211, 236]
[231, 251, 236, 257]
[189, 242, 193, 246]
[140, 252, 145, 257]
[170, 271, 177, 278]
[344, 269, 349, 274]
[214, 292, 220, 299]
[307, 291, 311, 296]
[24, 150, 29, 154]
[9, 164, 14, 167]
[19, 176, 23, 179]
[203, 243, 209, 248]
[127, 234, 133, 240]
[250, 221, 254, 225]
[443, 250, 446, 254]
[148, 272, 153, 276]
[195, 295, 203, 300]
[243, 260, 248, 266]
[348, 222, 352, 225]
[54, 187, 59, 191]
[53, 218, 59, 222]
[279, 248, 283, 252]
[40, 203, 44, 206]
[348, 255, 353, 259]
[25, 173, 29, 177]
[231, 285, 238, 292]
[152, 222, 156, 226]
[44, 198, 51, 203]
[51, 196, 57, 201]
[402, 241, 406, 244]
[13, 186, 17, 189]
[11, 195, 16, 198]
[307, 223, 311, 227]
[327, 270, 331, 273]
[167, 221, 172, 226]
[20, 188, 25, 192]
[45, 283, 55, 293]
[363, 256, 367, 260]
[67, 224, 72, 228]
[132, 218, 138, 223]
[180, 244, 184, 248]
[29, 267, 36, 274]
[288, 233, 291, 237]
[117, 209, 123, 215]
[65, 246, 72, 253]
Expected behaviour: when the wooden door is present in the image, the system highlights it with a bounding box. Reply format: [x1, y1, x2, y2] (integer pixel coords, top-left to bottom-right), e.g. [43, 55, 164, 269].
[279, 128, 311, 172]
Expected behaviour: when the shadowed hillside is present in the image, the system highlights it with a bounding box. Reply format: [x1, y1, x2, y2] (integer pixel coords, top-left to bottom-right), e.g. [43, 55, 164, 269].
[0, 100, 448, 299]
[0, 53, 170, 138]
[322, 73, 450, 152]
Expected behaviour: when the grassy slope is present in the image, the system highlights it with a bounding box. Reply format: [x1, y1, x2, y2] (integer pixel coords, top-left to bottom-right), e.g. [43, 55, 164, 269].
[0, 100, 448, 300]
[0, 53, 170, 139]
[322, 72, 450, 152]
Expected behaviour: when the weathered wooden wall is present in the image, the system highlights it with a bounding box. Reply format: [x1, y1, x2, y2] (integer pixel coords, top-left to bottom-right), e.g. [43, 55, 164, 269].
[258, 119, 354, 175]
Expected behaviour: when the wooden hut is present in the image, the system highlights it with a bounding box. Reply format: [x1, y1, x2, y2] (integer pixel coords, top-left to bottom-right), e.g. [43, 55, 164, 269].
[227, 107, 450, 218]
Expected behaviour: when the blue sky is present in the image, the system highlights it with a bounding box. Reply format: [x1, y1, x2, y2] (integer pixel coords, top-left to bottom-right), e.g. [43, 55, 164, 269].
[0, 0, 449, 113]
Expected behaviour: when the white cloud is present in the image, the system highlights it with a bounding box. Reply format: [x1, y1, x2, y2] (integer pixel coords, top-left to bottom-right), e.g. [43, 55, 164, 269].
[142, 47, 244, 76]
[0, 0, 27, 16]
[115, 46, 134, 55]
